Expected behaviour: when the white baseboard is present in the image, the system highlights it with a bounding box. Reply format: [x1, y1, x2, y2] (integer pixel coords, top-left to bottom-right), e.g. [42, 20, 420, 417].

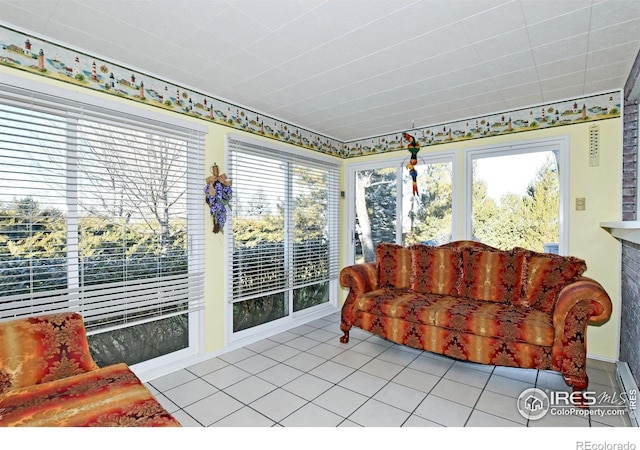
[616, 361, 639, 427]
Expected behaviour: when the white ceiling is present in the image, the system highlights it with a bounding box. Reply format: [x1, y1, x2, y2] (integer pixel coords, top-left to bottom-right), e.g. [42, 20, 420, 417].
[2, 0, 640, 142]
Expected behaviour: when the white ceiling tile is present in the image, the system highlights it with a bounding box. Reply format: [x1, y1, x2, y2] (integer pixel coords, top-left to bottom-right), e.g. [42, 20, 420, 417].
[483, 50, 536, 77]
[588, 18, 640, 52]
[526, 8, 591, 48]
[537, 55, 587, 80]
[519, 0, 590, 27]
[532, 35, 589, 65]
[1, 0, 639, 141]
[460, 1, 527, 43]
[539, 72, 585, 93]
[473, 28, 531, 62]
[590, 0, 640, 31]
[229, 0, 322, 31]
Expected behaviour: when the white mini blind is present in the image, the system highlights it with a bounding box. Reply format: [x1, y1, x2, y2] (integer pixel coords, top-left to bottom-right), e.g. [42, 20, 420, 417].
[226, 135, 339, 305]
[0, 83, 205, 332]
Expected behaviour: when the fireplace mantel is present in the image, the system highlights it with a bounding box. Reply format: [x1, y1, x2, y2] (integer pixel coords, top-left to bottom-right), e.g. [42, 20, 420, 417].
[600, 221, 640, 245]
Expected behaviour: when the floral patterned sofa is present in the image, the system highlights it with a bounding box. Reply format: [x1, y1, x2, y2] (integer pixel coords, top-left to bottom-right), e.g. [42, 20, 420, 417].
[339, 241, 612, 393]
[0, 312, 180, 427]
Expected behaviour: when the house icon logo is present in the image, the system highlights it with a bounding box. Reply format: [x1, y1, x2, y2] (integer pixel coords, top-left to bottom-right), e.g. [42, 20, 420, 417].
[517, 388, 550, 420]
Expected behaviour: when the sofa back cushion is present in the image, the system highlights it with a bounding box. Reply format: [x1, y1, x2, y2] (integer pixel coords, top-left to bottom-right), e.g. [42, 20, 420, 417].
[461, 248, 525, 304]
[376, 243, 411, 289]
[516, 248, 587, 312]
[410, 244, 463, 296]
[0, 312, 99, 394]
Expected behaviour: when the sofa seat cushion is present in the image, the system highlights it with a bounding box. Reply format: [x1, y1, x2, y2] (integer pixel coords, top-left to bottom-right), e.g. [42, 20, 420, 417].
[355, 288, 428, 319]
[354, 291, 554, 347]
[0, 363, 180, 427]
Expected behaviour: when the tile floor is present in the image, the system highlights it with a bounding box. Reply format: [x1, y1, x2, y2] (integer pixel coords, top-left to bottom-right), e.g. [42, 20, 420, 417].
[146, 312, 633, 428]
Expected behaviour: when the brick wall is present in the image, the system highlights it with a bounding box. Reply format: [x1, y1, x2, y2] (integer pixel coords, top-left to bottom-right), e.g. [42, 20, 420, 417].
[622, 99, 637, 221]
[620, 52, 640, 387]
[621, 240, 640, 387]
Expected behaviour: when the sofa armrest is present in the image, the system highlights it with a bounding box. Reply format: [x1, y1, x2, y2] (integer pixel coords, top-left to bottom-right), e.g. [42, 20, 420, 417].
[550, 277, 612, 390]
[0, 312, 99, 394]
[552, 277, 613, 327]
[339, 262, 378, 331]
[340, 262, 379, 296]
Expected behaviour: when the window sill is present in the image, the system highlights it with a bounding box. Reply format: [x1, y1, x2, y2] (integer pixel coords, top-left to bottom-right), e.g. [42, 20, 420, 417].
[600, 221, 640, 245]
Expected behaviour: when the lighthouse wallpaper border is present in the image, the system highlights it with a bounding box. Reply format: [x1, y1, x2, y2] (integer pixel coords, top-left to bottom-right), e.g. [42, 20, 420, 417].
[0, 24, 621, 159]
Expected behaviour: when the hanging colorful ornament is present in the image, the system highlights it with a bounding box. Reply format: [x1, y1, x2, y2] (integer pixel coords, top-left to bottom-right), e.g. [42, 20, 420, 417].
[404, 132, 420, 196]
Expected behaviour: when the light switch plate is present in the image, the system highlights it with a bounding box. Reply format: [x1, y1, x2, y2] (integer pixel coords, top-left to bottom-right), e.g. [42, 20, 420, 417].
[576, 197, 586, 211]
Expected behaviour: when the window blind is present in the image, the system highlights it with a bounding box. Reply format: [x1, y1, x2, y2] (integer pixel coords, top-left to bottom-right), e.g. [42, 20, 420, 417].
[0, 83, 205, 332]
[226, 135, 339, 305]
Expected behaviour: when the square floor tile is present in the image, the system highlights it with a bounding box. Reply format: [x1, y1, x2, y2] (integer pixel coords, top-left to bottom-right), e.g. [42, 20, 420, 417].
[163, 378, 218, 408]
[183, 391, 244, 426]
[338, 370, 388, 397]
[403, 415, 443, 427]
[350, 341, 390, 358]
[284, 351, 326, 372]
[224, 375, 277, 404]
[235, 353, 280, 374]
[307, 342, 346, 359]
[282, 373, 334, 401]
[348, 398, 410, 427]
[466, 409, 524, 427]
[443, 363, 491, 388]
[210, 406, 275, 427]
[306, 328, 340, 343]
[373, 382, 427, 413]
[536, 370, 572, 392]
[377, 346, 420, 366]
[249, 388, 307, 423]
[218, 347, 256, 364]
[153, 393, 179, 414]
[392, 367, 440, 393]
[485, 373, 534, 398]
[492, 365, 538, 384]
[413, 394, 472, 426]
[313, 385, 368, 418]
[286, 336, 321, 351]
[149, 369, 197, 392]
[289, 324, 317, 335]
[261, 344, 301, 362]
[331, 349, 373, 369]
[245, 338, 280, 354]
[474, 389, 527, 425]
[257, 363, 305, 387]
[202, 364, 251, 390]
[280, 402, 344, 427]
[187, 357, 228, 377]
[269, 331, 298, 343]
[407, 355, 454, 377]
[309, 360, 355, 384]
[430, 378, 482, 407]
[359, 358, 404, 380]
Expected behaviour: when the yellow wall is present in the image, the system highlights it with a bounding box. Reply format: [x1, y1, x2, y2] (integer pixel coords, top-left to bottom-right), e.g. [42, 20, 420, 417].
[343, 119, 623, 360]
[1, 65, 623, 360]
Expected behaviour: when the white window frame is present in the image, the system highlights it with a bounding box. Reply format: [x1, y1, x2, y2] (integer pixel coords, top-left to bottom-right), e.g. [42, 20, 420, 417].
[464, 135, 570, 254]
[224, 133, 340, 346]
[344, 150, 459, 265]
[0, 72, 207, 377]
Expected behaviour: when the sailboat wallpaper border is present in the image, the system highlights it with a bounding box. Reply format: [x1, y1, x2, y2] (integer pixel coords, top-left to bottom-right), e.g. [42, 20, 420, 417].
[0, 24, 621, 159]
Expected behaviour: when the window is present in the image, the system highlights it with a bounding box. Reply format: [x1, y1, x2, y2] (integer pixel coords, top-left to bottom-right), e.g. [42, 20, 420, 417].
[226, 135, 339, 334]
[0, 82, 205, 367]
[466, 140, 567, 253]
[348, 154, 455, 263]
